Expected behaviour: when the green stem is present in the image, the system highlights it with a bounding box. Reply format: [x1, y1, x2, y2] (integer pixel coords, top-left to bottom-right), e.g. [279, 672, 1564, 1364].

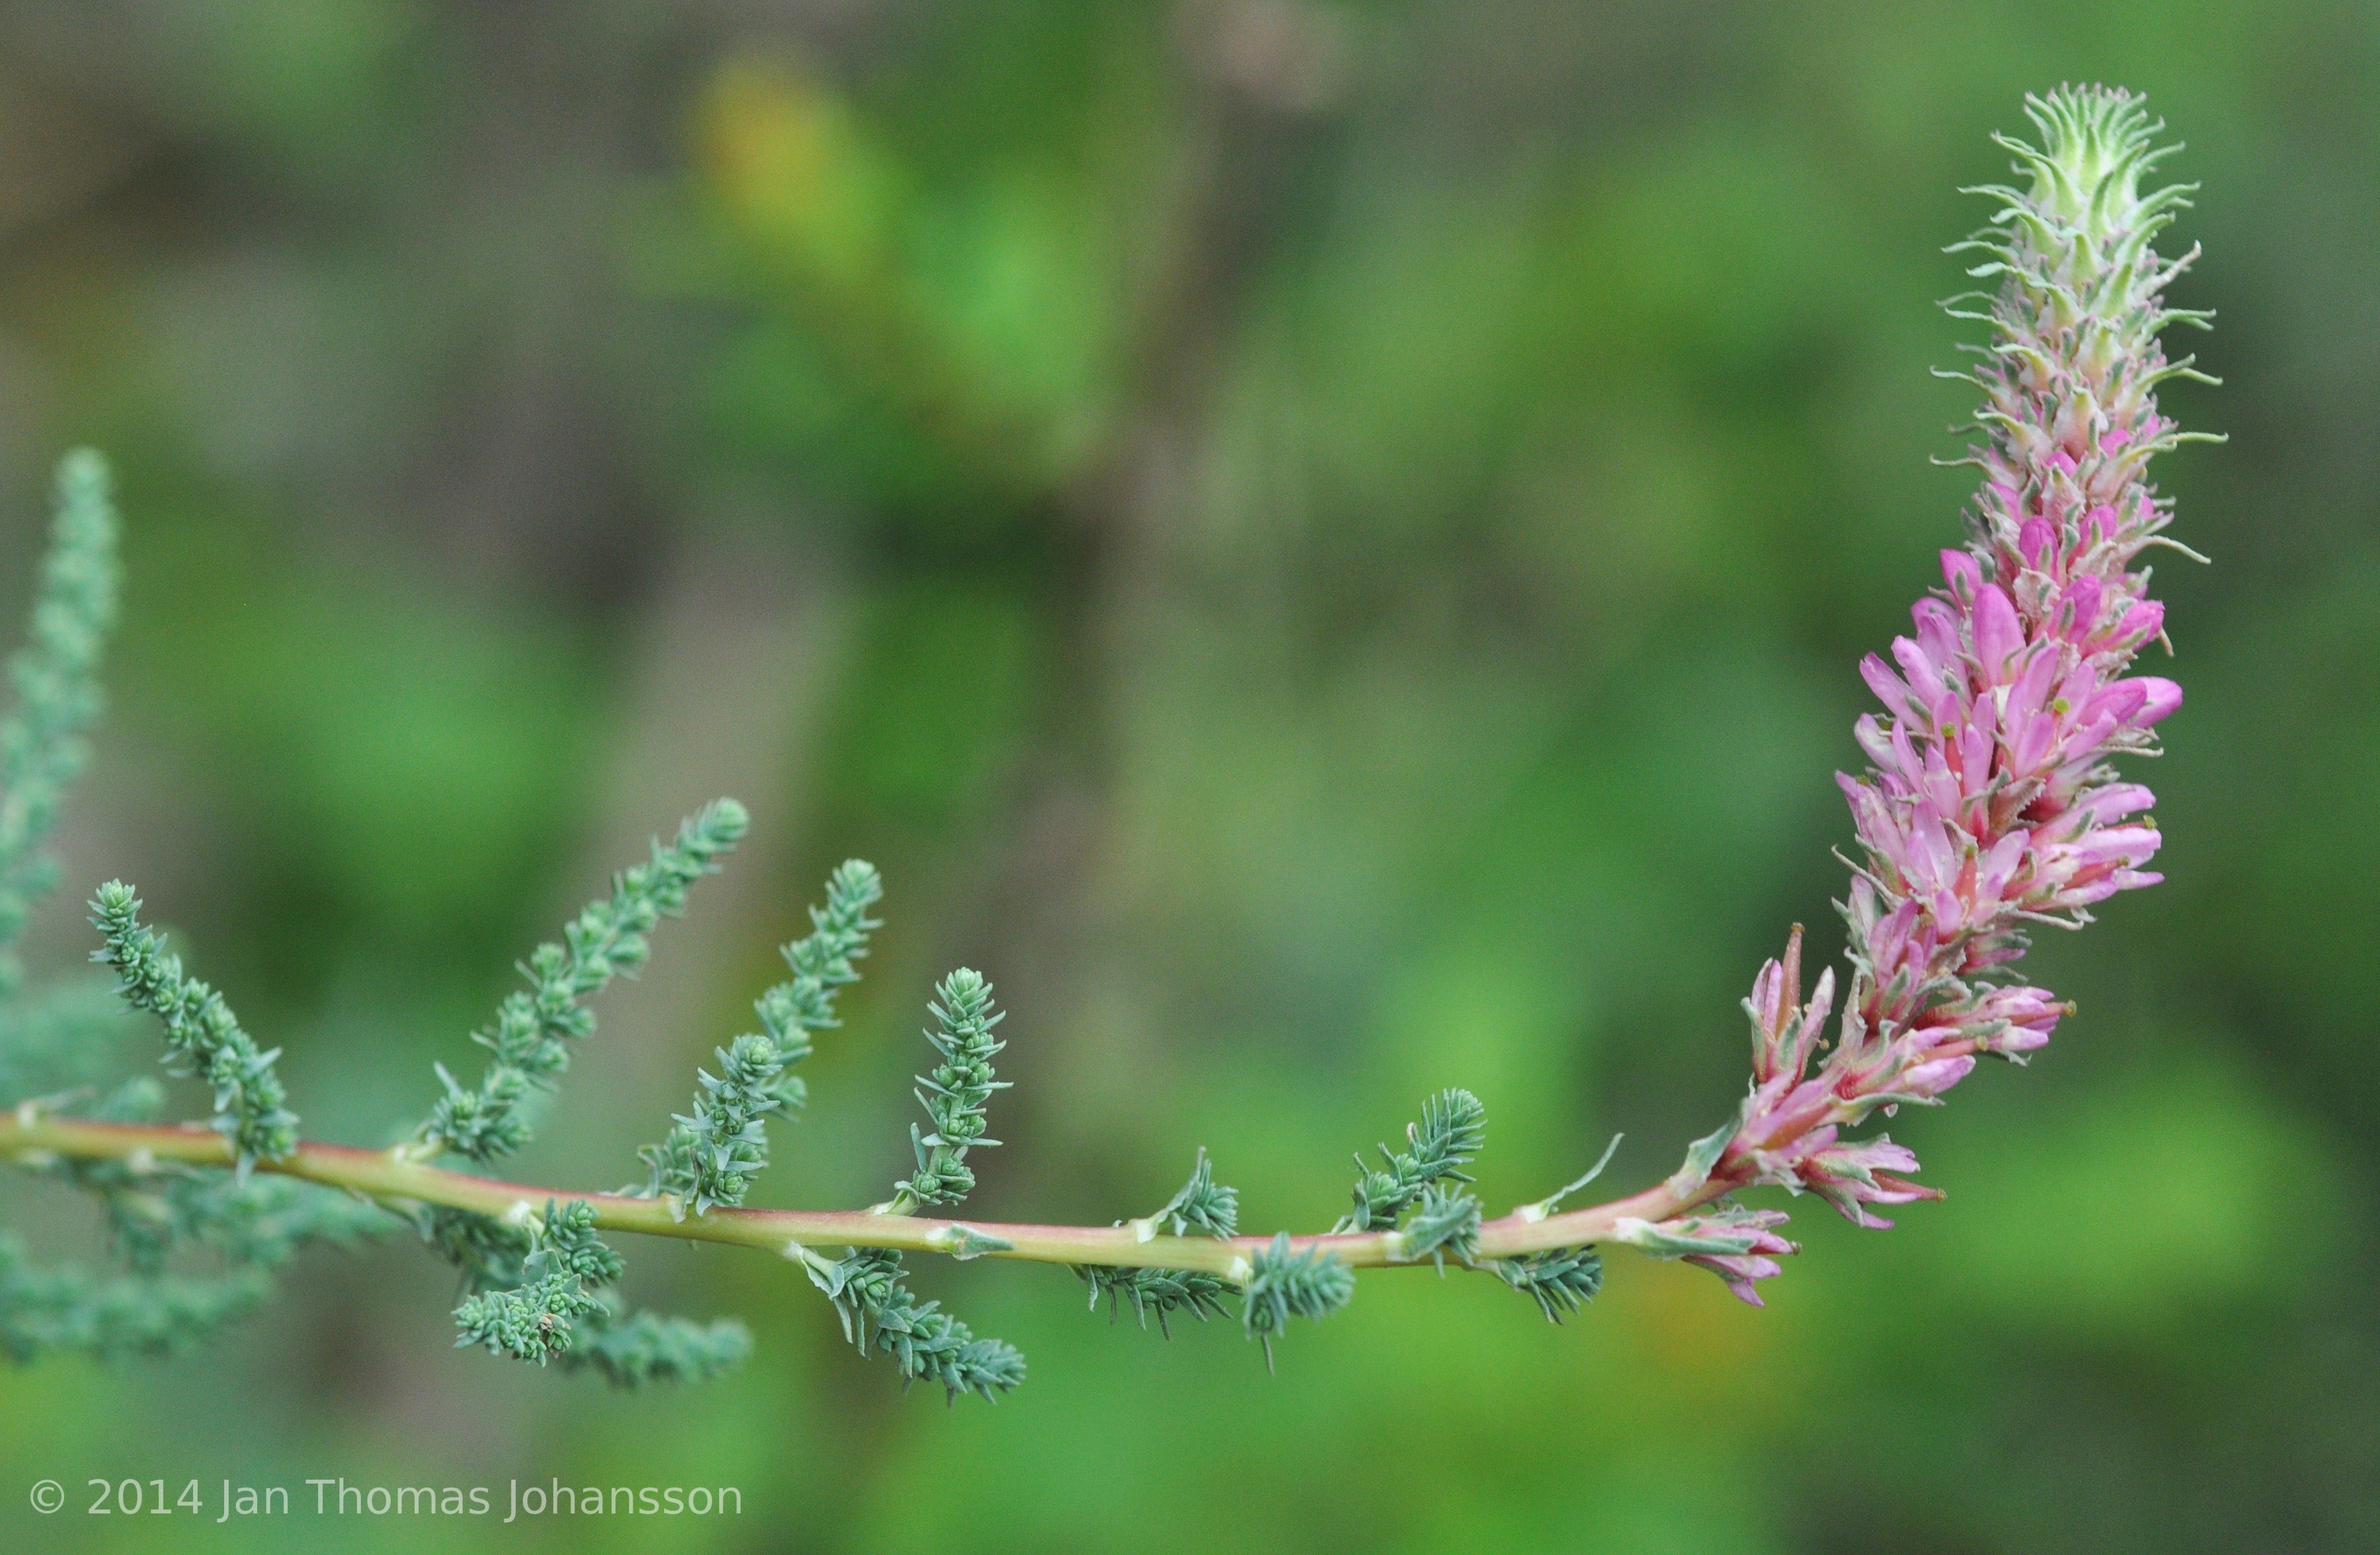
[1, 1109, 1720, 1278]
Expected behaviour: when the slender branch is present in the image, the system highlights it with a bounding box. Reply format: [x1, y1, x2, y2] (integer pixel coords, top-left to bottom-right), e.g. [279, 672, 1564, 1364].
[1, 1111, 1707, 1279]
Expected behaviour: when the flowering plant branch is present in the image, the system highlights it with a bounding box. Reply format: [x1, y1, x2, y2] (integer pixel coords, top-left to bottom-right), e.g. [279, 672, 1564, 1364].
[0, 85, 2211, 1397]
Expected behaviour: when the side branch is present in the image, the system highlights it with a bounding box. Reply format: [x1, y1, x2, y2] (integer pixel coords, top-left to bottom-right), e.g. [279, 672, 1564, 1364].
[1, 1113, 1706, 1276]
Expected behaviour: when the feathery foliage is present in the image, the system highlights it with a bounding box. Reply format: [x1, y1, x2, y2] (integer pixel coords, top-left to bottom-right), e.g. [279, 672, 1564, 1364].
[561, 1306, 753, 1386]
[639, 1033, 797, 1217]
[421, 801, 747, 1163]
[1337, 1088, 1486, 1232]
[793, 965, 1023, 1400]
[442, 1195, 746, 1384]
[1078, 1265, 1233, 1335]
[0, 450, 117, 996]
[56, 1149, 387, 1275]
[1240, 1231, 1355, 1370]
[1071, 1148, 1242, 1337]
[413, 804, 760, 1382]
[763, 858, 883, 1060]
[891, 968, 1008, 1211]
[1493, 1246, 1605, 1323]
[0, 977, 136, 1111]
[1398, 1183, 1484, 1271]
[1144, 1147, 1239, 1240]
[90, 882, 298, 1172]
[0, 455, 355, 1363]
[801, 1245, 1027, 1402]
[637, 859, 880, 1216]
[0, 1232, 268, 1363]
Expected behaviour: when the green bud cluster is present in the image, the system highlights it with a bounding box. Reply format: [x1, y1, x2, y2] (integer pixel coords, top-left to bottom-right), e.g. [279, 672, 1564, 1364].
[639, 1034, 800, 1217]
[438, 1195, 745, 1384]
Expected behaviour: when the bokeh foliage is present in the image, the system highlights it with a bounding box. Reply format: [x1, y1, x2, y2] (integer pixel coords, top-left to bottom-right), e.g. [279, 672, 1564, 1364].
[0, 1, 2372, 1551]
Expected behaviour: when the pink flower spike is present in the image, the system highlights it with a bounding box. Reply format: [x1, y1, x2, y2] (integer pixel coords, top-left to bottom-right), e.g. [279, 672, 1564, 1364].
[1639, 91, 2205, 1319]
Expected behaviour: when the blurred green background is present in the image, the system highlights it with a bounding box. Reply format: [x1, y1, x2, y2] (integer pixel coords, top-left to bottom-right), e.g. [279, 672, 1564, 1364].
[0, 1, 2370, 1550]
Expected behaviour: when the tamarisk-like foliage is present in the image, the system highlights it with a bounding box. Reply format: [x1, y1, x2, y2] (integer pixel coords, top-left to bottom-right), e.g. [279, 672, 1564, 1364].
[1076, 1150, 1240, 1335]
[418, 800, 748, 1165]
[0, 85, 2215, 1398]
[1239, 1232, 1356, 1370]
[0, 453, 381, 1358]
[888, 968, 1008, 1213]
[793, 968, 1027, 1401]
[638, 859, 881, 1217]
[1142, 1146, 1238, 1240]
[90, 884, 299, 1174]
[0, 1234, 269, 1363]
[0, 450, 115, 996]
[1337, 1086, 1486, 1233]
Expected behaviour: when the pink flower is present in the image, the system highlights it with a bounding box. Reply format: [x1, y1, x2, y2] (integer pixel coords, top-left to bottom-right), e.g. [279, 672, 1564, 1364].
[1667, 88, 2203, 1297]
[1800, 1136, 1941, 1228]
[1620, 1209, 1800, 1306]
[1680, 1214, 1797, 1307]
[1918, 983, 2067, 1058]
